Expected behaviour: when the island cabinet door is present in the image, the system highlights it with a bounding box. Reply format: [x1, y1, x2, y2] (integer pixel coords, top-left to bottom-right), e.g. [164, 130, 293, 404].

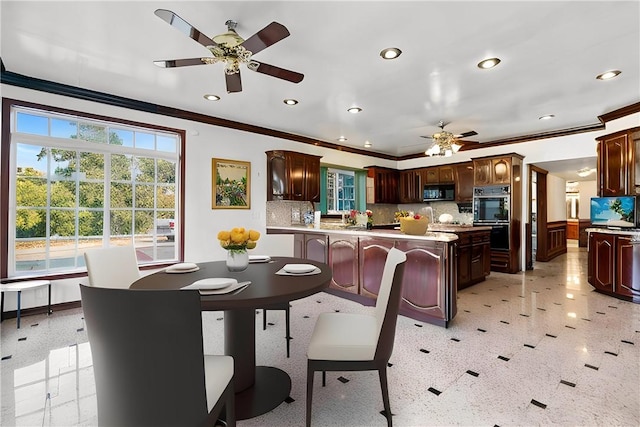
[616, 236, 640, 298]
[328, 235, 359, 294]
[589, 233, 615, 292]
[359, 237, 395, 299]
[394, 241, 447, 321]
[305, 234, 328, 263]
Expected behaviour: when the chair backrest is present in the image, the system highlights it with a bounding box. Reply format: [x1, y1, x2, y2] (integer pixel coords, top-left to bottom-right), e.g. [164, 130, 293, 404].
[80, 284, 210, 427]
[373, 247, 407, 362]
[84, 246, 140, 288]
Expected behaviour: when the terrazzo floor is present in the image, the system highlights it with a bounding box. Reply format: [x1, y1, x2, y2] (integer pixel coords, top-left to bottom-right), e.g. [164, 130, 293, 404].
[1, 246, 639, 426]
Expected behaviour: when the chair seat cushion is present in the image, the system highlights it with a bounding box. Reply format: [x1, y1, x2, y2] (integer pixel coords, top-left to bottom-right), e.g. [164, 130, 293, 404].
[307, 312, 378, 361]
[204, 355, 234, 411]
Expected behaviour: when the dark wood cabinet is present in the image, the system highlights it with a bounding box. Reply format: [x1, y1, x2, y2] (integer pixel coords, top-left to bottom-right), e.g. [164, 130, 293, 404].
[588, 231, 640, 302]
[455, 162, 474, 202]
[358, 237, 395, 298]
[615, 235, 640, 299]
[596, 128, 639, 197]
[399, 169, 422, 203]
[293, 233, 328, 263]
[423, 167, 439, 184]
[328, 235, 359, 294]
[452, 229, 491, 289]
[394, 240, 455, 324]
[439, 166, 454, 183]
[367, 167, 399, 204]
[473, 157, 512, 186]
[266, 150, 322, 202]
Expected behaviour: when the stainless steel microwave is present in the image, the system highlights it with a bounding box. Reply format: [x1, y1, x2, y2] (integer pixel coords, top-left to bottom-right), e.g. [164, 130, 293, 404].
[423, 184, 455, 201]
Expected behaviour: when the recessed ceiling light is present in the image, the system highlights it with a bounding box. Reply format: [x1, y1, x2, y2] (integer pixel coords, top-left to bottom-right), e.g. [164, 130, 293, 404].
[596, 70, 621, 80]
[477, 57, 501, 69]
[203, 94, 220, 101]
[539, 114, 555, 120]
[337, 136, 348, 142]
[380, 48, 402, 60]
[283, 98, 298, 105]
[347, 107, 362, 114]
[364, 141, 372, 148]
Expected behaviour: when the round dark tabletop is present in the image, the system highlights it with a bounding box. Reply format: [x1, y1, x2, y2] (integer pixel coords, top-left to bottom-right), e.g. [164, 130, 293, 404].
[130, 257, 332, 311]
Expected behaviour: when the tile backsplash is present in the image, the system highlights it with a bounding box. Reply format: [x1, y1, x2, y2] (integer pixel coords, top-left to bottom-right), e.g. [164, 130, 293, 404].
[266, 200, 473, 226]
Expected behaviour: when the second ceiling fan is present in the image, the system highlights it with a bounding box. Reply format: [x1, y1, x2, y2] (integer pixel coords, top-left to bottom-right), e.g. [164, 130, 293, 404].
[153, 9, 304, 93]
[421, 121, 478, 156]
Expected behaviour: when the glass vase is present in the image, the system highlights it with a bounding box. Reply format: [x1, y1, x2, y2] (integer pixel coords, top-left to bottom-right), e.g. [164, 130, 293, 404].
[226, 249, 249, 272]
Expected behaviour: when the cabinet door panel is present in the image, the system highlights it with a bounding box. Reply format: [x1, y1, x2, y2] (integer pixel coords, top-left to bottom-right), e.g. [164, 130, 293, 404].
[600, 135, 628, 196]
[616, 236, 640, 297]
[439, 166, 454, 183]
[328, 236, 359, 293]
[305, 234, 328, 263]
[395, 241, 445, 320]
[592, 233, 615, 292]
[455, 163, 474, 202]
[473, 159, 492, 186]
[359, 238, 394, 298]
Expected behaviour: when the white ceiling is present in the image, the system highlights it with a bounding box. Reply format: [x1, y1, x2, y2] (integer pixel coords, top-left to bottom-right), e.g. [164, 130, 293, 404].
[1, 1, 638, 174]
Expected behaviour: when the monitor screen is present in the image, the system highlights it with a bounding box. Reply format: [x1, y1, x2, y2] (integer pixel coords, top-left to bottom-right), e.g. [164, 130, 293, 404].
[590, 196, 637, 228]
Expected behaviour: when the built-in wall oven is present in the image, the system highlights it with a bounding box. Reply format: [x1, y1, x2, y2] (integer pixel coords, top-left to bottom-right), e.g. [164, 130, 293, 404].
[473, 185, 510, 250]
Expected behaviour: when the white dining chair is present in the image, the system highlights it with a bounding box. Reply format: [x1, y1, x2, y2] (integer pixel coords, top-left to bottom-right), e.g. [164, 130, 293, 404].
[305, 247, 407, 427]
[84, 246, 140, 288]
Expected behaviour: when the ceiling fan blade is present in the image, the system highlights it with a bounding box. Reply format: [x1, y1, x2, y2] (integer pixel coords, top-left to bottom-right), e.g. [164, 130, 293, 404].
[455, 130, 478, 138]
[247, 61, 304, 83]
[240, 22, 290, 55]
[153, 58, 206, 68]
[226, 72, 242, 93]
[154, 9, 217, 49]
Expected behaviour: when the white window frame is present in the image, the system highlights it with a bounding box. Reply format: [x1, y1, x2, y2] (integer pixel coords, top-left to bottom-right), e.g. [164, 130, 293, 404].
[326, 168, 356, 213]
[7, 106, 181, 278]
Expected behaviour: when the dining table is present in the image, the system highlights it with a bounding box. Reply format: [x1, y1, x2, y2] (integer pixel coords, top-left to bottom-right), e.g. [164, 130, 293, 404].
[130, 256, 332, 420]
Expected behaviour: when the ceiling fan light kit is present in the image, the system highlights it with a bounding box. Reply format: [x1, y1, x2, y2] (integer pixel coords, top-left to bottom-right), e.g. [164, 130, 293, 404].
[424, 120, 474, 157]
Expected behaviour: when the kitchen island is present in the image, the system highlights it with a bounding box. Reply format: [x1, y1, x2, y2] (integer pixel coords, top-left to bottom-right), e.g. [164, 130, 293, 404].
[267, 226, 458, 327]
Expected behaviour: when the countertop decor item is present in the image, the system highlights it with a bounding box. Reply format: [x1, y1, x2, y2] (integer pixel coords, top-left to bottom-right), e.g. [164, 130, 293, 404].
[399, 215, 429, 235]
[217, 227, 261, 271]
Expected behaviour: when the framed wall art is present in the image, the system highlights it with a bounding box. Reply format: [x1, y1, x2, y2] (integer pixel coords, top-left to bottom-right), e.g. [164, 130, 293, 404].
[212, 158, 251, 209]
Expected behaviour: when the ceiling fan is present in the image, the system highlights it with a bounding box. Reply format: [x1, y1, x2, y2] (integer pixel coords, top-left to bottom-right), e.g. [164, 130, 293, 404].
[420, 121, 478, 157]
[152, 9, 304, 93]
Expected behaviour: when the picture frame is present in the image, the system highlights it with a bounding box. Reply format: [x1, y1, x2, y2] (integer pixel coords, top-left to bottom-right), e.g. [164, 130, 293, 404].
[212, 158, 251, 209]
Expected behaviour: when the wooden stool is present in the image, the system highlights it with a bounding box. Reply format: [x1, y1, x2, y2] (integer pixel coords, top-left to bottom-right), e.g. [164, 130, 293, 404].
[1, 280, 52, 328]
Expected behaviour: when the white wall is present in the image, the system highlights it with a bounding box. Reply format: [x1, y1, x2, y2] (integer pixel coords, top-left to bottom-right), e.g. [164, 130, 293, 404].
[578, 180, 597, 219]
[1, 84, 639, 309]
[547, 174, 567, 222]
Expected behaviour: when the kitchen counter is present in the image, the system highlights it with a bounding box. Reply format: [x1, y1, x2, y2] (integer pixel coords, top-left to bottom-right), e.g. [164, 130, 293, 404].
[267, 225, 458, 327]
[586, 227, 640, 237]
[267, 225, 459, 242]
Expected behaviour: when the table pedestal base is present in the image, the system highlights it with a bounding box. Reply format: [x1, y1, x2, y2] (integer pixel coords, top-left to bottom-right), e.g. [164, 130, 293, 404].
[235, 366, 292, 420]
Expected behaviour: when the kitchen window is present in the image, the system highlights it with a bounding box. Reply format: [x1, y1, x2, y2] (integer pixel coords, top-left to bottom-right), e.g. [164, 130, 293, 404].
[326, 168, 356, 213]
[3, 103, 183, 278]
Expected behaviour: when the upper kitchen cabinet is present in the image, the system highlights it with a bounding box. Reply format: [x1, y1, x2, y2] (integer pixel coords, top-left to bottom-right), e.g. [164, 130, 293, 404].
[266, 150, 322, 202]
[367, 167, 399, 204]
[399, 169, 422, 203]
[473, 157, 512, 186]
[454, 162, 475, 202]
[423, 166, 454, 184]
[596, 128, 640, 197]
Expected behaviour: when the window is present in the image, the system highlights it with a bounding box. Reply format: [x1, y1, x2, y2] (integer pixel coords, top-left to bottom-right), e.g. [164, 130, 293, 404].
[5, 104, 182, 278]
[326, 168, 356, 213]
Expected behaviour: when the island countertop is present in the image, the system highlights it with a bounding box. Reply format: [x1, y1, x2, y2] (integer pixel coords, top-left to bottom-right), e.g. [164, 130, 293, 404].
[267, 225, 459, 242]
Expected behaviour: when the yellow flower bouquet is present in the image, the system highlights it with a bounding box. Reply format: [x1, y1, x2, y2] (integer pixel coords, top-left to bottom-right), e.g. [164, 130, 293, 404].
[217, 227, 260, 253]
